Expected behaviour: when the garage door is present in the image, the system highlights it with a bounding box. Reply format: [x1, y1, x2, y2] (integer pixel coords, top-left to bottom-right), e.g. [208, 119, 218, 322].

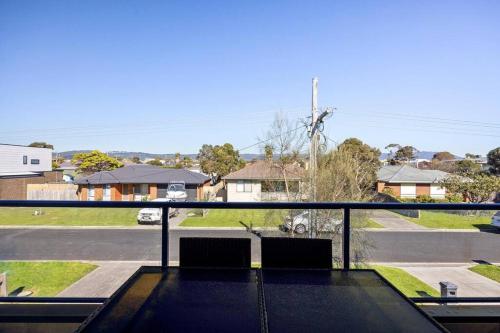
[400, 184, 416, 198]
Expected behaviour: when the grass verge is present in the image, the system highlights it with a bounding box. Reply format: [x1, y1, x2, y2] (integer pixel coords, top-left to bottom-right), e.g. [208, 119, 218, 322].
[371, 265, 439, 297]
[181, 209, 384, 228]
[0, 261, 97, 296]
[468, 264, 500, 283]
[406, 211, 492, 229]
[0, 207, 140, 226]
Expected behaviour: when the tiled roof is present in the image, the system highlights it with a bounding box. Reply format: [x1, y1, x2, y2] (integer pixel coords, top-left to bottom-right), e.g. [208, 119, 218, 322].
[377, 165, 448, 183]
[75, 164, 210, 185]
[222, 160, 305, 181]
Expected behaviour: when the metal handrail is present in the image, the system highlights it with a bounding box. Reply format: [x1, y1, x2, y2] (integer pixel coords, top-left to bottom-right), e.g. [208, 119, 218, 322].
[0, 200, 498, 210]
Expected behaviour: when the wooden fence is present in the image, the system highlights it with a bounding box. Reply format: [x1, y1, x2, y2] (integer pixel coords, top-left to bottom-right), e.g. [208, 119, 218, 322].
[27, 183, 78, 201]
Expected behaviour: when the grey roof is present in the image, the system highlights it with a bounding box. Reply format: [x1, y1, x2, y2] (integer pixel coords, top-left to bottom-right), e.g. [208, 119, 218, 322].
[75, 164, 210, 185]
[377, 165, 449, 184]
[222, 160, 305, 181]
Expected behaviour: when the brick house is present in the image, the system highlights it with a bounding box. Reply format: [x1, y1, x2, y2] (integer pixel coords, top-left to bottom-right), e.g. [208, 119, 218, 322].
[376, 165, 449, 199]
[75, 164, 210, 201]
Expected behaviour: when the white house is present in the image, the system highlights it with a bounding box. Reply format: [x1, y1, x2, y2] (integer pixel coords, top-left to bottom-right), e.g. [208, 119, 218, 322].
[222, 160, 305, 202]
[0, 144, 52, 176]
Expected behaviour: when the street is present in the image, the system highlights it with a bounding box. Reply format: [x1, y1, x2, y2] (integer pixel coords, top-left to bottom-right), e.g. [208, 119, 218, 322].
[1, 228, 500, 263]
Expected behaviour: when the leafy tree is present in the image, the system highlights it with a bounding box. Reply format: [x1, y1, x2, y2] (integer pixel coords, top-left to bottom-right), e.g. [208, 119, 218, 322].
[432, 151, 454, 161]
[455, 159, 480, 174]
[439, 172, 500, 203]
[181, 156, 193, 168]
[198, 143, 245, 181]
[465, 153, 481, 159]
[131, 156, 142, 164]
[487, 147, 500, 175]
[29, 142, 54, 149]
[337, 138, 381, 188]
[264, 144, 273, 161]
[393, 145, 417, 163]
[72, 150, 123, 174]
[146, 158, 163, 166]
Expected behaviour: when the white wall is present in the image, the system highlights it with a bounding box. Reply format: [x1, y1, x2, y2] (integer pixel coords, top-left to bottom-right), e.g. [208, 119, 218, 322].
[0, 145, 52, 173]
[226, 180, 261, 202]
[430, 184, 446, 199]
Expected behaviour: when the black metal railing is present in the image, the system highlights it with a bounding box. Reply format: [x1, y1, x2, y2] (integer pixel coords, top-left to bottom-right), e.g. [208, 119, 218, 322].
[0, 200, 499, 304]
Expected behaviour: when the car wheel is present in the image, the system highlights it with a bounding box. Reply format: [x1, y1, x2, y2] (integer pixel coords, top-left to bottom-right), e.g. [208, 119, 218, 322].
[294, 224, 306, 234]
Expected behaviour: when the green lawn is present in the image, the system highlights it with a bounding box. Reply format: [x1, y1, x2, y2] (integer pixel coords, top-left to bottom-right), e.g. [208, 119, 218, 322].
[0, 207, 140, 226]
[406, 211, 492, 229]
[371, 265, 439, 297]
[180, 209, 285, 228]
[468, 264, 500, 283]
[0, 261, 97, 296]
[180, 209, 384, 228]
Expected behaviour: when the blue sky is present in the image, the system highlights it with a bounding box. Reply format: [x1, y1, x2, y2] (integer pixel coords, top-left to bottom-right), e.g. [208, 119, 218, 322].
[1, 0, 499, 156]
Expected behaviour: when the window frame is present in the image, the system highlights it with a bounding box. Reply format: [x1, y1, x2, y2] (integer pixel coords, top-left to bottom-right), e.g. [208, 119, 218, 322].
[236, 180, 252, 193]
[23, 156, 28, 165]
[30, 159, 40, 165]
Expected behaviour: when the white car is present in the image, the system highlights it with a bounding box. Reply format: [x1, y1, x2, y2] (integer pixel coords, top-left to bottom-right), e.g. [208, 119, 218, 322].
[137, 198, 178, 224]
[492, 211, 500, 229]
[166, 182, 188, 201]
[282, 211, 342, 234]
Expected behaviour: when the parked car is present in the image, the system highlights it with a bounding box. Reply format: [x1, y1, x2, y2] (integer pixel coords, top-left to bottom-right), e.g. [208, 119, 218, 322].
[137, 198, 178, 224]
[166, 182, 188, 201]
[282, 211, 342, 234]
[491, 211, 500, 229]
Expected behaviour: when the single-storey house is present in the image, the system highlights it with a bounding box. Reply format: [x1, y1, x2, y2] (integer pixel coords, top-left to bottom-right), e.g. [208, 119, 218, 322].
[222, 160, 305, 202]
[376, 165, 449, 199]
[75, 164, 210, 201]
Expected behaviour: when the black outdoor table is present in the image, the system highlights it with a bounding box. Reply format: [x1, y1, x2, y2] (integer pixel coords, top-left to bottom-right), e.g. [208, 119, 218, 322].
[261, 269, 446, 333]
[77, 267, 447, 333]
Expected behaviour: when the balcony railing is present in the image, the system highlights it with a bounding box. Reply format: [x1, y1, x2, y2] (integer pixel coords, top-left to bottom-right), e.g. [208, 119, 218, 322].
[0, 200, 499, 305]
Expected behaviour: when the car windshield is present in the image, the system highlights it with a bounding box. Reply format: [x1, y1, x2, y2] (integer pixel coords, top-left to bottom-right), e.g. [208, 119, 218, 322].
[169, 184, 185, 191]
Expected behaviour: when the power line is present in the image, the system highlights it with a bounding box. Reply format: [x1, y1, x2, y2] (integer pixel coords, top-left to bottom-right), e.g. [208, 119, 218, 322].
[336, 110, 500, 129]
[237, 124, 307, 152]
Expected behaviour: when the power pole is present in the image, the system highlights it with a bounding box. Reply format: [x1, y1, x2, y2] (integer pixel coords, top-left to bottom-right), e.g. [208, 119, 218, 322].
[307, 77, 333, 237]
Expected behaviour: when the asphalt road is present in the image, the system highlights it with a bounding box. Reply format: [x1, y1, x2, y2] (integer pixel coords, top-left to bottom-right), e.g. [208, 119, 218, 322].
[1, 228, 499, 263]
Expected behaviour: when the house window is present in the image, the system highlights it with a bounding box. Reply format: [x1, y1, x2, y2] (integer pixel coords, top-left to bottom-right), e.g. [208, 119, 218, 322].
[30, 159, 40, 165]
[103, 184, 111, 201]
[88, 185, 95, 201]
[236, 181, 252, 193]
[134, 184, 149, 201]
[23, 156, 28, 165]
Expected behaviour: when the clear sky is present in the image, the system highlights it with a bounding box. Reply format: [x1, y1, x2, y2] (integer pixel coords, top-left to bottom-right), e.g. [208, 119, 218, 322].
[1, 0, 499, 156]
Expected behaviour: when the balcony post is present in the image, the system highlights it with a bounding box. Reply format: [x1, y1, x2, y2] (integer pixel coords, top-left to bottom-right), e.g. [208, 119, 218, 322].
[342, 208, 350, 271]
[161, 206, 169, 270]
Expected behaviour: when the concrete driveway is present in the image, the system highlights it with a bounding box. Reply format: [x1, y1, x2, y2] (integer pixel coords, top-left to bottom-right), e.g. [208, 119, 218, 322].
[391, 263, 500, 297]
[371, 210, 427, 230]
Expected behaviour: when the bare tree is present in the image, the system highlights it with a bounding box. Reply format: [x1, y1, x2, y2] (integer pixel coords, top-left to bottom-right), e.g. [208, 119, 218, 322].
[259, 112, 307, 232]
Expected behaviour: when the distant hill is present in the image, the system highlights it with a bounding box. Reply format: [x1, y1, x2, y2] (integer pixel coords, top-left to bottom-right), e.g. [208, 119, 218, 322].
[54, 150, 263, 161]
[380, 151, 462, 161]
